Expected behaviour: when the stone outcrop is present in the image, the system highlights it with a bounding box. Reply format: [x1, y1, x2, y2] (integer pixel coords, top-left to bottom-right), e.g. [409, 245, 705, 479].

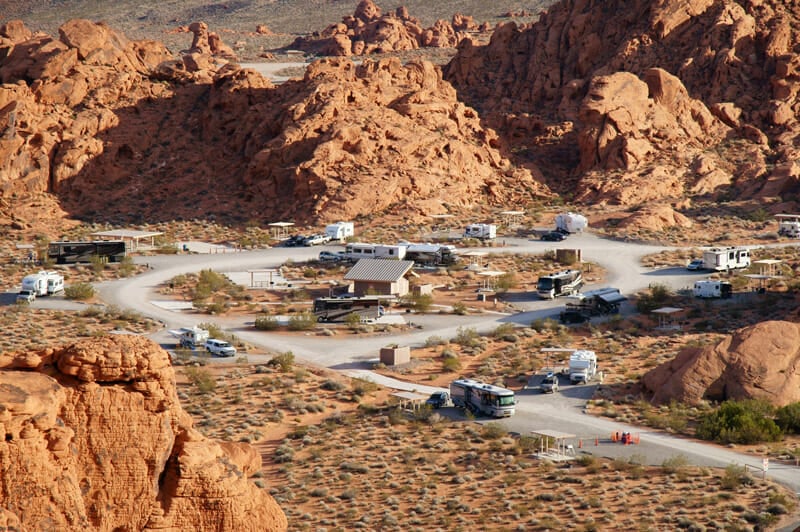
[642, 321, 800, 406]
[288, 0, 487, 56]
[0, 335, 287, 531]
[444, 0, 800, 212]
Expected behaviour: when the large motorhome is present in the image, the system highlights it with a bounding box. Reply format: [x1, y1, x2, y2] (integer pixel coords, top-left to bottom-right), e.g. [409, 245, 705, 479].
[537, 269, 584, 299]
[568, 350, 597, 384]
[404, 243, 458, 266]
[702, 246, 750, 271]
[343, 243, 377, 261]
[559, 287, 626, 323]
[463, 223, 497, 240]
[449, 379, 516, 418]
[555, 212, 588, 234]
[48, 241, 126, 264]
[312, 295, 391, 322]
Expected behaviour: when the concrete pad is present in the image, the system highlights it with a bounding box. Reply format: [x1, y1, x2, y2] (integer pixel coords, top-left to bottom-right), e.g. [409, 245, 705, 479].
[150, 300, 194, 311]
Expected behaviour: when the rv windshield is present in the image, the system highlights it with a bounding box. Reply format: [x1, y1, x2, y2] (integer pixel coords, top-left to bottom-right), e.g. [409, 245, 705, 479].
[537, 278, 553, 291]
[497, 395, 515, 407]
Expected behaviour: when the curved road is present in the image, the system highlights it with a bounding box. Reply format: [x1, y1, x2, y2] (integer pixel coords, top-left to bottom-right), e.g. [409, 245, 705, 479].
[96, 232, 800, 494]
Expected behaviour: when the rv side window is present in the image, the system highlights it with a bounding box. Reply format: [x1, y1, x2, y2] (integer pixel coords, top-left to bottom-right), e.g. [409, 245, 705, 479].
[498, 395, 515, 406]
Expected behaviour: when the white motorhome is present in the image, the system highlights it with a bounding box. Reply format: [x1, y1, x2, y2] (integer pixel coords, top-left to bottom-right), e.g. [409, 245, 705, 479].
[374, 244, 407, 260]
[463, 223, 497, 240]
[168, 326, 210, 348]
[555, 212, 588, 234]
[693, 280, 733, 299]
[702, 247, 750, 271]
[537, 269, 584, 299]
[343, 243, 377, 261]
[21, 271, 63, 296]
[568, 350, 597, 384]
[325, 221, 355, 241]
[450, 378, 515, 418]
[776, 214, 800, 238]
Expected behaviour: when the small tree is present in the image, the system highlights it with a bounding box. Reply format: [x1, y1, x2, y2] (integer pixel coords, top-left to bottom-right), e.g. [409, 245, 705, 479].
[775, 402, 800, 434]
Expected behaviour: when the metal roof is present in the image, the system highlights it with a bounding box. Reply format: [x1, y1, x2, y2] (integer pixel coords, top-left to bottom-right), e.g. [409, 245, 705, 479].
[90, 229, 163, 239]
[344, 259, 414, 282]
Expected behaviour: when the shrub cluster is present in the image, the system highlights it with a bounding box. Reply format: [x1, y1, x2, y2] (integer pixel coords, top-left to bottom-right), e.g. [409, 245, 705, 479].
[65, 282, 95, 300]
[696, 399, 782, 444]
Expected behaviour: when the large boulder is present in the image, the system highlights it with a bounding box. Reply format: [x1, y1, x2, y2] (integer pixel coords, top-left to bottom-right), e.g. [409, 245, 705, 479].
[642, 321, 800, 406]
[0, 335, 287, 531]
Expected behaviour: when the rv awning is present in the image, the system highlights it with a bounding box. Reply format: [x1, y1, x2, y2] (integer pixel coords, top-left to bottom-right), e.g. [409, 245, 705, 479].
[598, 292, 627, 304]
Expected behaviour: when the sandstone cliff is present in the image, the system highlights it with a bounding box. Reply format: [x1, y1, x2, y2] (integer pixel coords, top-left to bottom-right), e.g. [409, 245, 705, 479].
[0, 335, 287, 531]
[445, 0, 800, 216]
[642, 321, 800, 406]
[287, 0, 485, 56]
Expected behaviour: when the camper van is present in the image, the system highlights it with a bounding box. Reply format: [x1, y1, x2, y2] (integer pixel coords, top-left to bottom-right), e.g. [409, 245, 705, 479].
[450, 379, 515, 417]
[693, 280, 733, 299]
[325, 221, 355, 242]
[568, 350, 597, 384]
[702, 247, 750, 271]
[463, 224, 497, 240]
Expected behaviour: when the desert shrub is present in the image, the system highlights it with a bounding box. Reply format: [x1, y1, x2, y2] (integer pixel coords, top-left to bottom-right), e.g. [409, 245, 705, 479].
[89, 254, 105, 275]
[425, 335, 446, 347]
[254, 314, 280, 330]
[65, 282, 95, 300]
[451, 301, 467, 315]
[344, 312, 362, 330]
[635, 283, 673, 313]
[184, 367, 216, 394]
[661, 454, 689, 474]
[351, 377, 378, 397]
[321, 379, 346, 391]
[453, 326, 480, 347]
[516, 435, 537, 454]
[696, 399, 781, 444]
[287, 312, 317, 331]
[719, 464, 752, 490]
[482, 422, 507, 440]
[492, 323, 516, 338]
[117, 255, 136, 277]
[268, 351, 295, 372]
[442, 356, 461, 372]
[775, 402, 800, 434]
[495, 272, 518, 293]
[404, 293, 433, 313]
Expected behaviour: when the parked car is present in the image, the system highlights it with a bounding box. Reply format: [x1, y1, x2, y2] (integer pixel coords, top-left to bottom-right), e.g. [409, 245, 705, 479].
[204, 339, 237, 357]
[283, 234, 306, 247]
[541, 231, 567, 242]
[304, 234, 331, 246]
[425, 391, 451, 409]
[16, 290, 36, 304]
[540, 372, 559, 393]
[686, 258, 704, 271]
[319, 251, 343, 262]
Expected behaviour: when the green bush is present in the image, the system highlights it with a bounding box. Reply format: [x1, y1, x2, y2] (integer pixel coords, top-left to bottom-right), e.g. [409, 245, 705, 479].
[451, 301, 467, 315]
[268, 351, 295, 372]
[452, 326, 480, 347]
[492, 323, 516, 337]
[65, 282, 95, 300]
[442, 356, 461, 372]
[696, 399, 781, 444]
[775, 402, 800, 434]
[405, 293, 433, 313]
[287, 312, 317, 331]
[482, 422, 507, 439]
[184, 367, 216, 394]
[720, 463, 752, 490]
[118, 255, 136, 277]
[495, 272, 518, 293]
[344, 312, 362, 330]
[635, 283, 673, 313]
[254, 314, 280, 330]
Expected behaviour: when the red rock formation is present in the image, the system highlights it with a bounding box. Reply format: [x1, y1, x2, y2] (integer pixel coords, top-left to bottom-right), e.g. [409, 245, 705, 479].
[184, 21, 237, 61]
[0, 335, 287, 531]
[288, 0, 487, 56]
[642, 321, 800, 406]
[445, 0, 800, 211]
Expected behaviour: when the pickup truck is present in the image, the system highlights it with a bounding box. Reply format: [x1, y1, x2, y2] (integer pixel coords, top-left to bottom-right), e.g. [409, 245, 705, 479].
[304, 234, 331, 246]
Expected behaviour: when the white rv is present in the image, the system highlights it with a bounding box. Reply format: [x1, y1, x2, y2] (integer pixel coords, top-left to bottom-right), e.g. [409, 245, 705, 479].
[325, 221, 354, 241]
[555, 212, 588, 234]
[463, 223, 497, 240]
[449, 379, 515, 418]
[693, 280, 733, 299]
[568, 350, 597, 384]
[168, 326, 210, 348]
[537, 269, 584, 299]
[374, 244, 407, 260]
[21, 271, 64, 296]
[702, 247, 750, 271]
[343, 243, 377, 261]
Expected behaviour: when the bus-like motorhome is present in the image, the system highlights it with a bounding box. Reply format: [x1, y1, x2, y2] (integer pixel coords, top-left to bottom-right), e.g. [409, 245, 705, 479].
[449, 378, 516, 417]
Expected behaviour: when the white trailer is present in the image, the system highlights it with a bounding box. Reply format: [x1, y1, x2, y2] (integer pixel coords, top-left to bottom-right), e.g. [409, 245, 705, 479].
[374, 244, 407, 260]
[776, 214, 800, 238]
[343, 243, 377, 261]
[693, 280, 733, 299]
[325, 221, 355, 241]
[463, 223, 497, 239]
[555, 212, 588, 234]
[21, 271, 63, 296]
[568, 350, 597, 384]
[537, 269, 584, 299]
[449, 378, 515, 418]
[168, 326, 210, 348]
[702, 247, 750, 271]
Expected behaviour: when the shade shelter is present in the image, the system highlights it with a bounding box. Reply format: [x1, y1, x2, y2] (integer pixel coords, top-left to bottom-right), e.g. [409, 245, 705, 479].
[268, 222, 294, 239]
[90, 229, 163, 252]
[477, 270, 505, 291]
[652, 307, 683, 330]
[531, 429, 577, 460]
[392, 391, 428, 411]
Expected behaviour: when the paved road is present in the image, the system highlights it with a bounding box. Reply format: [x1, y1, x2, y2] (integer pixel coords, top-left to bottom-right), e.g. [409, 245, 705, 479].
[95, 233, 800, 494]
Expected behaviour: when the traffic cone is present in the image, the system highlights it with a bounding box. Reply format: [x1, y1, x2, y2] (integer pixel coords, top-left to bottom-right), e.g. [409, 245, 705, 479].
[578, 439, 583, 449]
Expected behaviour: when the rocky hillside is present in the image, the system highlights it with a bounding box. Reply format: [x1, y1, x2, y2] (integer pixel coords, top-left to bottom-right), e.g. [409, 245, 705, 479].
[642, 321, 800, 406]
[444, 0, 800, 212]
[0, 334, 287, 531]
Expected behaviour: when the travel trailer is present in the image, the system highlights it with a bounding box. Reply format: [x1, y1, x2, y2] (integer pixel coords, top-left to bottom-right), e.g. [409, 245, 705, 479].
[325, 221, 355, 242]
[168, 326, 210, 348]
[555, 212, 588, 234]
[450, 378, 516, 418]
[537, 269, 584, 299]
[463, 223, 497, 240]
[693, 280, 733, 299]
[21, 271, 64, 296]
[702, 247, 750, 271]
[568, 350, 597, 384]
[776, 214, 800, 238]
